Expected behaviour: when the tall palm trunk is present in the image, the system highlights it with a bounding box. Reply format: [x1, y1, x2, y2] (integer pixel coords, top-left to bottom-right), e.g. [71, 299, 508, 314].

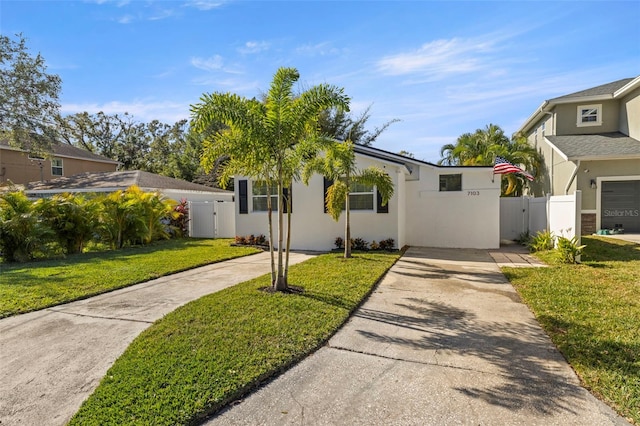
[266, 182, 276, 284]
[344, 175, 352, 259]
[273, 170, 287, 291]
[284, 182, 292, 283]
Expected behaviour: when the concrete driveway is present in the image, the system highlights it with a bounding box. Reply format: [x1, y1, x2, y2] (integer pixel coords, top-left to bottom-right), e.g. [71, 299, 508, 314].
[0, 251, 315, 426]
[205, 247, 629, 425]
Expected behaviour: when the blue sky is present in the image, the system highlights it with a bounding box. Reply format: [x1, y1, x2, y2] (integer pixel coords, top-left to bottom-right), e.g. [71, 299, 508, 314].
[1, 1, 639, 163]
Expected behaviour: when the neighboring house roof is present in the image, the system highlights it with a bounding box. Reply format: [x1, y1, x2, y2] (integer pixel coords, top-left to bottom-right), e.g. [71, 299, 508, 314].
[518, 75, 640, 134]
[26, 170, 232, 194]
[0, 139, 120, 165]
[546, 132, 640, 161]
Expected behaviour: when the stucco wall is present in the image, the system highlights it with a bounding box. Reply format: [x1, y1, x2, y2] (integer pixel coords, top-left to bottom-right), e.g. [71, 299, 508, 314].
[404, 166, 500, 249]
[234, 156, 404, 251]
[578, 160, 640, 210]
[554, 99, 620, 135]
[234, 157, 500, 250]
[619, 86, 640, 139]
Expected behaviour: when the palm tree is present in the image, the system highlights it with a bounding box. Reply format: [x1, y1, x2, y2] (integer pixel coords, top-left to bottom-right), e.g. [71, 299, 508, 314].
[438, 124, 540, 196]
[303, 140, 394, 258]
[191, 67, 350, 291]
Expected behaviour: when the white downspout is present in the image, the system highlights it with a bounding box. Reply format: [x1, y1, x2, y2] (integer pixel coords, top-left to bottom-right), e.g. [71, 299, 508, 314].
[565, 160, 581, 195]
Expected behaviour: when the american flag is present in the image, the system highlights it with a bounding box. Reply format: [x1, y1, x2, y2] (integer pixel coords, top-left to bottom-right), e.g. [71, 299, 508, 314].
[493, 156, 534, 181]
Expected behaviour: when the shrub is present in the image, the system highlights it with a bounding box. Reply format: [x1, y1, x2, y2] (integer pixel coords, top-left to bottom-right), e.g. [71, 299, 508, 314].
[235, 236, 247, 245]
[528, 230, 554, 252]
[0, 191, 54, 262]
[516, 231, 531, 246]
[555, 236, 586, 264]
[352, 237, 369, 251]
[36, 193, 99, 254]
[370, 240, 380, 250]
[334, 237, 344, 249]
[170, 199, 189, 237]
[379, 238, 395, 251]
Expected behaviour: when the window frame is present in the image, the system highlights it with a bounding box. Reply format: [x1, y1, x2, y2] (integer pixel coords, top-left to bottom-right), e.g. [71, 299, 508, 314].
[348, 181, 375, 211]
[51, 158, 63, 176]
[251, 181, 279, 212]
[439, 174, 462, 192]
[576, 104, 602, 127]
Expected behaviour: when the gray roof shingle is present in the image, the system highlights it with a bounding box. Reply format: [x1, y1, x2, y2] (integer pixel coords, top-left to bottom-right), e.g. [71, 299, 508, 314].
[26, 170, 232, 193]
[546, 132, 640, 160]
[550, 78, 634, 102]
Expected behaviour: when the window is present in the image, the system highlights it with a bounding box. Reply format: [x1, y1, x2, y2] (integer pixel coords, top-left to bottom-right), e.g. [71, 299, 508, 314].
[577, 104, 602, 127]
[349, 182, 374, 210]
[541, 121, 545, 136]
[439, 174, 462, 191]
[252, 182, 278, 211]
[51, 158, 63, 176]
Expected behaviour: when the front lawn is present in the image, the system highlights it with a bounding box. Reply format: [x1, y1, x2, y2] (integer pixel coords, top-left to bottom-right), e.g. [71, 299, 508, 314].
[504, 236, 640, 425]
[69, 251, 400, 425]
[0, 238, 260, 318]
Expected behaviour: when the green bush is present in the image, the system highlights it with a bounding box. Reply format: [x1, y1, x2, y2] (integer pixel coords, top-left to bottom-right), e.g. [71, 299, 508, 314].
[37, 193, 99, 254]
[0, 191, 54, 262]
[555, 236, 586, 264]
[527, 230, 554, 252]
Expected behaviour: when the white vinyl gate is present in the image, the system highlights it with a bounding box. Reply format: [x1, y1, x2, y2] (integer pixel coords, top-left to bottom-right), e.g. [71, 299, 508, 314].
[500, 192, 581, 242]
[188, 201, 235, 238]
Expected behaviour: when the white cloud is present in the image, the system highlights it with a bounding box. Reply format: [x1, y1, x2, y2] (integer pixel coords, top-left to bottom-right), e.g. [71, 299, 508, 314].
[238, 41, 270, 54]
[61, 100, 191, 124]
[295, 42, 344, 57]
[376, 37, 497, 80]
[191, 55, 224, 71]
[117, 14, 134, 24]
[185, 0, 225, 11]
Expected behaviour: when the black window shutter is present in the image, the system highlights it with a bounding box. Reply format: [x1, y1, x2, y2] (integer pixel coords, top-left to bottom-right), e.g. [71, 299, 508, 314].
[323, 177, 333, 213]
[376, 189, 388, 213]
[283, 187, 292, 213]
[238, 180, 248, 214]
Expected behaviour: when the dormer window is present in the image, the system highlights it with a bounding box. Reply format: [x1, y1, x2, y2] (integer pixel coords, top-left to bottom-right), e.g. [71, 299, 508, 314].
[577, 104, 602, 127]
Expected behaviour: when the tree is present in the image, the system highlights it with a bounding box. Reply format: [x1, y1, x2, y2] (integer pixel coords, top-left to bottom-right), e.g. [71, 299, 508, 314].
[318, 104, 399, 146]
[438, 124, 540, 196]
[303, 140, 394, 258]
[0, 34, 61, 153]
[191, 67, 350, 291]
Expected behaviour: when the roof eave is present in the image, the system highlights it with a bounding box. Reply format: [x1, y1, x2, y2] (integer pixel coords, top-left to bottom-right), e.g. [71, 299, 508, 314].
[569, 154, 640, 161]
[518, 100, 550, 135]
[614, 76, 640, 98]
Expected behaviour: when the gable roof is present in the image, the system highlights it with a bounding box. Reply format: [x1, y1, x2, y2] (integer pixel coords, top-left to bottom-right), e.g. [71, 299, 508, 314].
[549, 78, 634, 103]
[545, 132, 640, 161]
[26, 170, 231, 194]
[0, 139, 120, 165]
[518, 75, 640, 134]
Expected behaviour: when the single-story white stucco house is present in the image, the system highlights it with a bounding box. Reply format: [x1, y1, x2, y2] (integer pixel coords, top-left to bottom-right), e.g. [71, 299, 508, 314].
[234, 144, 501, 251]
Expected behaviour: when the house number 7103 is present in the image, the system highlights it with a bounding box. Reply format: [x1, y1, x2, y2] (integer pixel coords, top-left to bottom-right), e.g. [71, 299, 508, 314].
[467, 191, 480, 196]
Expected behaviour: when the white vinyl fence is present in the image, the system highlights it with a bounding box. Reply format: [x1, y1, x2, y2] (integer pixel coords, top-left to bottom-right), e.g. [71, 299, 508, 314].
[500, 191, 582, 243]
[188, 201, 236, 238]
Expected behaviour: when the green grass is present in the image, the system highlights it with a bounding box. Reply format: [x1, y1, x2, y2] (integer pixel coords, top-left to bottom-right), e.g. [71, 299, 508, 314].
[0, 238, 260, 318]
[68, 251, 400, 426]
[503, 236, 640, 425]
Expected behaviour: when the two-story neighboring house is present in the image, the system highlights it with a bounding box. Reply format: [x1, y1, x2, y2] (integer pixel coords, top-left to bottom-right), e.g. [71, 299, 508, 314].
[517, 76, 640, 234]
[0, 139, 120, 185]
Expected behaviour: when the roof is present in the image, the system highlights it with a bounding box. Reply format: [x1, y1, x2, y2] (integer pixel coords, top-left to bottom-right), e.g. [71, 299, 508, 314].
[545, 132, 640, 161]
[0, 139, 120, 165]
[26, 170, 232, 194]
[518, 75, 640, 134]
[549, 78, 635, 102]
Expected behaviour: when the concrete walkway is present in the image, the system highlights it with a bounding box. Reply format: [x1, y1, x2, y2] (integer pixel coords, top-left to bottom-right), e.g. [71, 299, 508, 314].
[205, 247, 628, 426]
[0, 251, 315, 426]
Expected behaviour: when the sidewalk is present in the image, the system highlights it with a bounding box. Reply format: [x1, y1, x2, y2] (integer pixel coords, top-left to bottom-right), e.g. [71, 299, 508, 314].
[0, 251, 315, 426]
[204, 247, 628, 425]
